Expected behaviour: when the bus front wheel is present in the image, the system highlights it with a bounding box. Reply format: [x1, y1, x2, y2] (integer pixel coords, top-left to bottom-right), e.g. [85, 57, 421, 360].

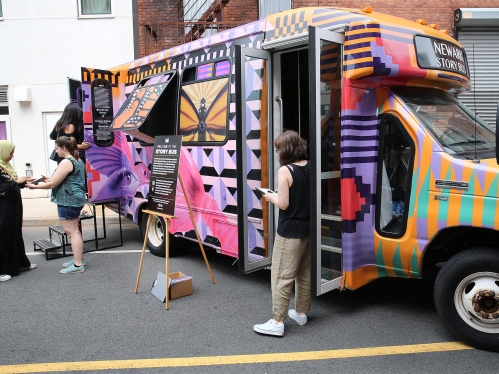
[139, 212, 181, 257]
[434, 248, 499, 352]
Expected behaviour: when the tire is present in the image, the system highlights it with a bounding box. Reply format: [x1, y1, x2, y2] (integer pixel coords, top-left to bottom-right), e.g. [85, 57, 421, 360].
[139, 211, 182, 257]
[434, 248, 499, 352]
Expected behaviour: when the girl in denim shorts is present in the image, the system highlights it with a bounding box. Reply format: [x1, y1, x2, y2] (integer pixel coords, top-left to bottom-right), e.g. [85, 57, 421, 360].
[28, 136, 87, 274]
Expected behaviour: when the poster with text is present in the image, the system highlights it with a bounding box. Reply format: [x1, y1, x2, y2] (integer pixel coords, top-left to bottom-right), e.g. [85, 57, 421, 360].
[148, 135, 182, 216]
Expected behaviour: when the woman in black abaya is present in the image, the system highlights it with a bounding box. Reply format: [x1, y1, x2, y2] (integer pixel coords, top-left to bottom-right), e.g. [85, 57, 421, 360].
[0, 140, 36, 281]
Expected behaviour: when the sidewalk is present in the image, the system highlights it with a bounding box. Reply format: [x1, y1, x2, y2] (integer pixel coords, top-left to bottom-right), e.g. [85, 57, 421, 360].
[22, 197, 121, 227]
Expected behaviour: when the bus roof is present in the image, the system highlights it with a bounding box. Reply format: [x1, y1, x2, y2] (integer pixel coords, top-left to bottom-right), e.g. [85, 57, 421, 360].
[108, 7, 469, 90]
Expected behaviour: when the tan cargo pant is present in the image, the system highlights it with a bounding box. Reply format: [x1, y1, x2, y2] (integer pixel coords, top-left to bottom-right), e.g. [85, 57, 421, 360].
[271, 234, 311, 322]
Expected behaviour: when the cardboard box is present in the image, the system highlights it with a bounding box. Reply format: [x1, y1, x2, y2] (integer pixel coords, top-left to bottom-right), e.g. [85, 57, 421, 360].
[168, 272, 193, 300]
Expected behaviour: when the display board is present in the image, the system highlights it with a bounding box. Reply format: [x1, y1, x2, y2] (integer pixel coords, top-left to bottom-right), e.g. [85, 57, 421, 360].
[148, 135, 182, 216]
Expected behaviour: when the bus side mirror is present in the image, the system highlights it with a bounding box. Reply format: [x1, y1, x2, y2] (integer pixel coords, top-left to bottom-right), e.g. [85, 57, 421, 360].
[496, 103, 499, 164]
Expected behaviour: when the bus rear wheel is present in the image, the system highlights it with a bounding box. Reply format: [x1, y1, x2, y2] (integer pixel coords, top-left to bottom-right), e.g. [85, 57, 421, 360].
[140, 211, 181, 257]
[434, 248, 499, 352]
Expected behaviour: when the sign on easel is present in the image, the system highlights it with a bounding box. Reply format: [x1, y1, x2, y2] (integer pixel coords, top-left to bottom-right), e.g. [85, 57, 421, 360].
[134, 134, 215, 310]
[148, 135, 182, 216]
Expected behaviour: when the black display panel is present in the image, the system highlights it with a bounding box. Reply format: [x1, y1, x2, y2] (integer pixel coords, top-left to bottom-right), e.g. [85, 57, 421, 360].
[414, 35, 469, 77]
[148, 135, 182, 216]
[91, 78, 115, 147]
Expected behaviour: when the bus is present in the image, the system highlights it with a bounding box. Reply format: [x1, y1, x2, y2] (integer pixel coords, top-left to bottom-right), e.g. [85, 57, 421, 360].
[80, 6, 499, 351]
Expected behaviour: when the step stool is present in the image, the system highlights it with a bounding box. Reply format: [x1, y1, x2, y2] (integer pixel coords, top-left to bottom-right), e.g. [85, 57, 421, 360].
[33, 206, 96, 261]
[33, 238, 67, 261]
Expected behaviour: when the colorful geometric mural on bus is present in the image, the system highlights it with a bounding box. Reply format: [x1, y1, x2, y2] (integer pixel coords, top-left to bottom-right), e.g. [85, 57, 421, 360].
[80, 7, 499, 291]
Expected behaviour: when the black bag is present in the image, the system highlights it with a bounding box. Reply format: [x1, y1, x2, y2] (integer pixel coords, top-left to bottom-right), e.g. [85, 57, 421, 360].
[50, 149, 58, 161]
[50, 129, 60, 162]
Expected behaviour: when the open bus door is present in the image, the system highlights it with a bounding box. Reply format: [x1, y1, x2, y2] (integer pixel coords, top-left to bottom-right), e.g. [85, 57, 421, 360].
[309, 26, 344, 296]
[80, 68, 122, 202]
[235, 28, 345, 295]
[235, 46, 274, 274]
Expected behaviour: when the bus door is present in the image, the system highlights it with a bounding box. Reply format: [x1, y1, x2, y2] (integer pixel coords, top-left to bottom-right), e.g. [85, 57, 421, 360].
[235, 28, 344, 289]
[309, 26, 344, 296]
[80, 68, 121, 202]
[235, 46, 273, 273]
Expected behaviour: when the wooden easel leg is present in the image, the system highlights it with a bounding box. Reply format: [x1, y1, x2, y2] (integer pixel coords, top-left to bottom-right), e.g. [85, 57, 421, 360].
[178, 175, 216, 284]
[165, 218, 170, 310]
[134, 214, 153, 294]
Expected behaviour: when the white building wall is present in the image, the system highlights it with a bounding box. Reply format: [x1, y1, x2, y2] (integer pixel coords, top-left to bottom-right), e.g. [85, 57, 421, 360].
[0, 0, 135, 197]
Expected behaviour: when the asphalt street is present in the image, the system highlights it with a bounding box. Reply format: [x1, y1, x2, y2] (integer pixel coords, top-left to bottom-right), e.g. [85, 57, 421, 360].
[1, 219, 497, 373]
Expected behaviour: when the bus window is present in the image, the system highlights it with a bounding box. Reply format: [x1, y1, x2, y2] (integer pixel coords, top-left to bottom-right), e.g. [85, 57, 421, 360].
[376, 114, 415, 237]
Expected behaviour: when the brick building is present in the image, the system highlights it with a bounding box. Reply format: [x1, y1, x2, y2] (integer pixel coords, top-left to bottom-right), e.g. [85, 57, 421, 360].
[137, 0, 499, 57]
[136, 0, 499, 124]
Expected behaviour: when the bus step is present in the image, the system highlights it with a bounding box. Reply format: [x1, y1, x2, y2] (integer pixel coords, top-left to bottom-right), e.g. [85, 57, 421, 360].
[321, 236, 342, 253]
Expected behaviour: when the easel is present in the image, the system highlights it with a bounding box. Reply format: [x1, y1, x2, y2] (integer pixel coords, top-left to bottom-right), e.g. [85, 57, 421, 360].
[134, 174, 216, 310]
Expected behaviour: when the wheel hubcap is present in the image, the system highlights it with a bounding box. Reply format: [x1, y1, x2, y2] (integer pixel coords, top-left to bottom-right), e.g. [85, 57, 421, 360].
[148, 215, 164, 247]
[472, 290, 499, 319]
[455, 272, 499, 333]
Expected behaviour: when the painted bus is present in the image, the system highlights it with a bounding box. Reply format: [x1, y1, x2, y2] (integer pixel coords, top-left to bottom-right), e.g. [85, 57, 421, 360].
[80, 7, 499, 351]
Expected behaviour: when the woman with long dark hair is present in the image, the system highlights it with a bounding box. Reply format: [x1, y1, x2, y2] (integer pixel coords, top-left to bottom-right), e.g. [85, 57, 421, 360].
[28, 137, 86, 274]
[50, 103, 90, 162]
[0, 141, 36, 282]
[253, 130, 311, 337]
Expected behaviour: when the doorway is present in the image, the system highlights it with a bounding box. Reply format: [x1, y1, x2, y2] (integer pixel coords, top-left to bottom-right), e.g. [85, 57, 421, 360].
[272, 27, 344, 296]
[236, 28, 344, 294]
[274, 48, 310, 142]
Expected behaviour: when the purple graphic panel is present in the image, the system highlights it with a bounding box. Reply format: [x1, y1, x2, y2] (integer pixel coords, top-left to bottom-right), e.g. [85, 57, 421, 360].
[0, 121, 6, 140]
[215, 60, 231, 76]
[196, 63, 214, 80]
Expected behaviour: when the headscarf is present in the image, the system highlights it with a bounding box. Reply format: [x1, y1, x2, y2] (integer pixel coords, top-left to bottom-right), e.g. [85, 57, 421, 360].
[0, 140, 18, 180]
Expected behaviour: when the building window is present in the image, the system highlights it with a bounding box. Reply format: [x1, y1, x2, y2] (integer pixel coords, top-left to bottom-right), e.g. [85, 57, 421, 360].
[0, 0, 3, 18]
[0, 87, 8, 115]
[79, 0, 111, 16]
[258, 0, 291, 19]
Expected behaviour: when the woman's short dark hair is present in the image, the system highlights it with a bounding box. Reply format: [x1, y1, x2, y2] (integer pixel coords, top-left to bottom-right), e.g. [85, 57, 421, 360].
[274, 130, 308, 166]
[55, 136, 79, 160]
[55, 103, 83, 135]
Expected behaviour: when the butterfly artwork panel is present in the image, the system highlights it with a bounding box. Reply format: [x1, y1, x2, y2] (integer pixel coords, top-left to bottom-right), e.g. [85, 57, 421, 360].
[179, 77, 229, 144]
[110, 73, 174, 131]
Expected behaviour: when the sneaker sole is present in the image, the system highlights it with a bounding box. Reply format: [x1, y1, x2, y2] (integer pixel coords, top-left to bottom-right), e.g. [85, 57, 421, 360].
[289, 316, 307, 325]
[288, 312, 308, 326]
[60, 269, 85, 274]
[253, 326, 284, 337]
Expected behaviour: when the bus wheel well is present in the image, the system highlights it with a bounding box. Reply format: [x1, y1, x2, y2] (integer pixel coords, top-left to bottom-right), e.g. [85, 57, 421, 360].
[138, 208, 184, 257]
[423, 227, 499, 275]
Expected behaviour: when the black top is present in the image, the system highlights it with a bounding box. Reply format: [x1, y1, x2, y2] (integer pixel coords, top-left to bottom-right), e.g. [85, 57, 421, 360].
[50, 125, 86, 163]
[0, 167, 31, 276]
[50, 127, 83, 144]
[277, 162, 310, 239]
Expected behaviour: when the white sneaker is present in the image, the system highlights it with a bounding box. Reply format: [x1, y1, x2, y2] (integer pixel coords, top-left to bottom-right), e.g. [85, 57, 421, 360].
[288, 309, 307, 325]
[0, 274, 12, 282]
[253, 319, 284, 337]
[63, 259, 86, 268]
[19, 264, 37, 271]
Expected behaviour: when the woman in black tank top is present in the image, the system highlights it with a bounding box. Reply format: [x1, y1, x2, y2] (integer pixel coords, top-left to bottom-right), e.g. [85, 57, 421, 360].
[253, 130, 312, 337]
[50, 103, 90, 163]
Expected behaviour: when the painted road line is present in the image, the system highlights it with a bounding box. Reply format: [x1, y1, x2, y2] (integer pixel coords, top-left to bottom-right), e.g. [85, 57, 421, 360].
[0, 342, 472, 373]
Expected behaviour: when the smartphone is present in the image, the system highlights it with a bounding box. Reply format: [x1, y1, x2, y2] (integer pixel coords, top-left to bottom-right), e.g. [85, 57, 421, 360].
[32, 176, 45, 185]
[254, 187, 278, 199]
